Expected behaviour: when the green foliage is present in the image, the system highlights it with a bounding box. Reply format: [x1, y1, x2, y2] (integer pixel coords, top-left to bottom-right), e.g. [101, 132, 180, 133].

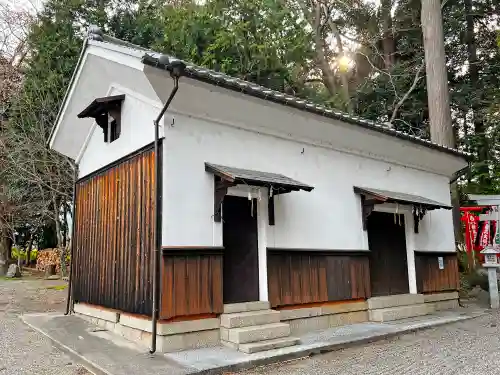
[148, 0, 313, 93]
[46, 284, 67, 291]
[11, 246, 38, 261]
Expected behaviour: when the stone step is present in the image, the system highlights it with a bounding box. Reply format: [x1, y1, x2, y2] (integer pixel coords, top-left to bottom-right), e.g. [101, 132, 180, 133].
[226, 322, 291, 344]
[220, 310, 281, 329]
[367, 294, 425, 310]
[369, 303, 430, 322]
[238, 336, 300, 354]
[223, 301, 270, 314]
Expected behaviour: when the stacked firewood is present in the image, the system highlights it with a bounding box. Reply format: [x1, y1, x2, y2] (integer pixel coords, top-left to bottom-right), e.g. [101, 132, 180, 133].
[36, 248, 61, 273]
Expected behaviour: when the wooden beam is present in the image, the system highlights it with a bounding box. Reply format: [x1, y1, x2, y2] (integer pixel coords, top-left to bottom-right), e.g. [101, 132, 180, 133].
[268, 195, 275, 226]
[361, 196, 379, 230]
[213, 179, 234, 222]
[413, 207, 427, 234]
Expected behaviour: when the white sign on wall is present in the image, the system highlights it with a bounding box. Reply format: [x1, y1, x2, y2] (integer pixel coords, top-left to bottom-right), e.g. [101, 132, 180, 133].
[438, 256, 444, 270]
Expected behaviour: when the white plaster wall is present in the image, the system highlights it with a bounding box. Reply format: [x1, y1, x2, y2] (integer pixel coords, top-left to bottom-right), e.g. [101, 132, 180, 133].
[163, 114, 456, 252]
[78, 85, 161, 178]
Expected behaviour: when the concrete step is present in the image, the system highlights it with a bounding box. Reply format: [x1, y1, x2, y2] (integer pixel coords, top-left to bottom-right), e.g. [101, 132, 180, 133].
[238, 336, 300, 354]
[223, 301, 270, 314]
[369, 303, 430, 322]
[367, 294, 425, 310]
[227, 322, 291, 344]
[220, 310, 281, 329]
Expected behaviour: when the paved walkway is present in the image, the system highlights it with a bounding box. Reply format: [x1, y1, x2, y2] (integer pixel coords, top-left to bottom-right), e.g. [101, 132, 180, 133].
[241, 309, 500, 375]
[22, 313, 193, 375]
[22, 307, 484, 375]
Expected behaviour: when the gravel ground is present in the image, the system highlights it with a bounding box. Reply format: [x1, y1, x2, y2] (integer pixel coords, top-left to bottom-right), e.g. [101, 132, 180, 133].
[0, 275, 90, 375]
[241, 308, 500, 375]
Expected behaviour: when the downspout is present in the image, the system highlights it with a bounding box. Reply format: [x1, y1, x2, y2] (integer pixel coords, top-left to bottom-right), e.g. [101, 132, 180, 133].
[149, 57, 186, 354]
[65, 164, 79, 315]
[450, 163, 471, 184]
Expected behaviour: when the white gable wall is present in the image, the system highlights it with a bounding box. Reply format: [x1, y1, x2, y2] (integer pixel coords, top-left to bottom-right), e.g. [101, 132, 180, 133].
[78, 84, 161, 178]
[163, 113, 455, 252]
[51, 49, 161, 168]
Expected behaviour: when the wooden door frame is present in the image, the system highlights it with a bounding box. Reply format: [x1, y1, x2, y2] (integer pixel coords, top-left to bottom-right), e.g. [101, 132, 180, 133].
[363, 203, 418, 294]
[225, 186, 269, 302]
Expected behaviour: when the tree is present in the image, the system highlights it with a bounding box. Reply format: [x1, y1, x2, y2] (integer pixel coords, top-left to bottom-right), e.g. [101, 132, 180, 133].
[421, 0, 454, 147]
[0, 3, 30, 275]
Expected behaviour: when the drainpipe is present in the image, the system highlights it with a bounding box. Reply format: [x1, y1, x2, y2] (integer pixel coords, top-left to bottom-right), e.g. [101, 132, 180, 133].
[65, 164, 79, 315]
[150, 57, 185, 354]
[450, 163, 470, 184]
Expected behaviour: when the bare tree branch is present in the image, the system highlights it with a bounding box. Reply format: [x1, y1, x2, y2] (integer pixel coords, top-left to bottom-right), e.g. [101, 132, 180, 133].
[389, 60, 425, 124]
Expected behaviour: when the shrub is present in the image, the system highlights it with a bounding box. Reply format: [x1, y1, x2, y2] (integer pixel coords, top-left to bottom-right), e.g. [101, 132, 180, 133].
[11, 246, 38, 262]
[466, 270, 500, 292]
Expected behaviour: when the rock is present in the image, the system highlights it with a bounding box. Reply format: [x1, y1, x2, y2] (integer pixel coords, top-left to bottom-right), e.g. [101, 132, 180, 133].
[6, 264, 21, 278]
[468, 285, 483, 298]
[477, 268, 488, 277]
[44, 264, 56, 279]
[46, 275, 60, 280]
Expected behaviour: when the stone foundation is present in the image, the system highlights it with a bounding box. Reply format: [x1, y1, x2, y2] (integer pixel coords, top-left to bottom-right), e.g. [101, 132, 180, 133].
[279, 301, 369, 335]
[74, 294, 460, 352]
[423, 292, 459, 312]
[73, 303, 220, 352]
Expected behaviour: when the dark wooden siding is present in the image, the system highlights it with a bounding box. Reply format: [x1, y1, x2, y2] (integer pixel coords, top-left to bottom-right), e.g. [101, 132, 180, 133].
[73, 145, 156, 315]
[160, 249, 223, 320]
[415, 252, 459, 293]
[267, 250, 371, 308]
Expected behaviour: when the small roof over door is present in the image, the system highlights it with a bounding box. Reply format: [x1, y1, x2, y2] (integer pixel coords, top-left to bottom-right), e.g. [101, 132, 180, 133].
[354, 186, 451, 210]
[354, 186, 451, 233]
[206, 163, 313, 225]
[205, 163, 313, 194]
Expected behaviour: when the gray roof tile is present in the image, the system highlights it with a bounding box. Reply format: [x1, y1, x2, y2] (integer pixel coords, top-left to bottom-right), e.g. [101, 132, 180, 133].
[205, 163, 313, 193]
[354, 186, 451, 209]
[89, 31, 470, 160]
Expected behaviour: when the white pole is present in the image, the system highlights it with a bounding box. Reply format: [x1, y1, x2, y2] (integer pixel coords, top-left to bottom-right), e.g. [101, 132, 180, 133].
[487, 266, 500, 309]
[257, 189, 269, 302]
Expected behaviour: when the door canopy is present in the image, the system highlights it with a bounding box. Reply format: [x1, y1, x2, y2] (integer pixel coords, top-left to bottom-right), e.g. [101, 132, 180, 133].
[205, 162, 313, 224]
[354, 186, 451, 233]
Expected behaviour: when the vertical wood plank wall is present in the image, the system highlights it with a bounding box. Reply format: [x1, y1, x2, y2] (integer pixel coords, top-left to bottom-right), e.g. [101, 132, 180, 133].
[267, 250, 371, 308]
[160, 249, 223, 320]
[73, 145, 156, 315]
[415, 252, 459, 293]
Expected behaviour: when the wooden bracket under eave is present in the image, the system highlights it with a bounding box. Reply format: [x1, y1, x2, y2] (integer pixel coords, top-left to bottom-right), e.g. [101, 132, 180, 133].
[214, 179, 235, 222]
[413, 207, 427, 234]
[268, 195, 275, 225]
[361, 197, 378, 230]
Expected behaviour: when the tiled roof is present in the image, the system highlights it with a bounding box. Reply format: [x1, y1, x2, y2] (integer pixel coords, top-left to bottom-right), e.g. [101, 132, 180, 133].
[354, 186, 451, 209]
[205, 163, 313, 193]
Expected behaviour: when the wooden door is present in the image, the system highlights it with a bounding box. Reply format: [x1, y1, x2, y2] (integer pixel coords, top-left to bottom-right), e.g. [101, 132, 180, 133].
[222, 196, 259, 303]
[367, 211, 409, 296]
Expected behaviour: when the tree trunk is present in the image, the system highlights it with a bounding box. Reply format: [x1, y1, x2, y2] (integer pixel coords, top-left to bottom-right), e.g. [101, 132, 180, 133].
[25, 235, 33, 267]
[421, 0, 460, 248]
[465, 0, 489, 186]
[421, 0, 455, 147]
[328, 18, 353, 113]
[52, 195, 67, 277]
[309, 2, 337, 98]
[380, 0, 395, 70]
[55, 217, 67, 277]
[0, 219, 9, 276]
